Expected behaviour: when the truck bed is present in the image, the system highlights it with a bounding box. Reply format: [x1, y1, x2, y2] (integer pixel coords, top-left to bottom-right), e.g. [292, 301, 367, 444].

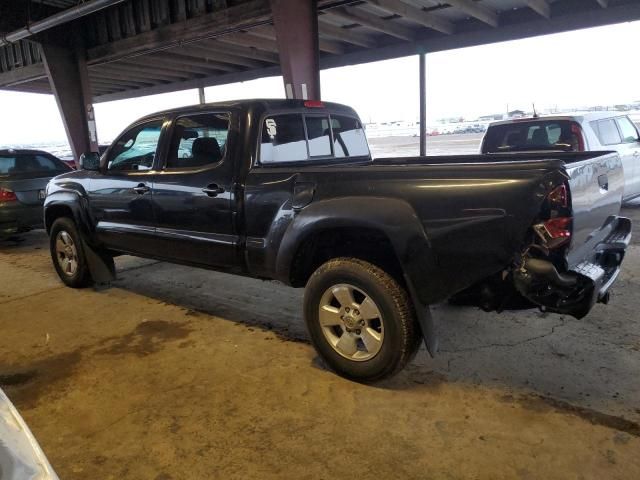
[246, 150, 624, 312]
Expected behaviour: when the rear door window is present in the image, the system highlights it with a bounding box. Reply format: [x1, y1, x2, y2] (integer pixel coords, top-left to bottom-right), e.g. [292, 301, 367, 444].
[592, 119, 622, 145]
[615, 117, 639, 144]
[166, 113, 230, 169]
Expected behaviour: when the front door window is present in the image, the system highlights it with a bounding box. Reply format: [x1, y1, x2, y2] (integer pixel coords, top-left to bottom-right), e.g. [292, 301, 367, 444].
[107, 120, 163, 171]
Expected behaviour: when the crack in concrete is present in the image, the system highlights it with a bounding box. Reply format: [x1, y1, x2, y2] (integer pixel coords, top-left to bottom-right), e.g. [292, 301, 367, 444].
[0, 286, 66, 305]
[116, 260, 162, 274]
[81, 377, 198, 439]
[440, 318, 566, 354]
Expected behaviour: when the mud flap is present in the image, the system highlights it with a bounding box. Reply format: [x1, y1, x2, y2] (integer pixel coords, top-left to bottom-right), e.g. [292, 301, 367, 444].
[81, 238, 116, 286]
[405, 278, 438, 356]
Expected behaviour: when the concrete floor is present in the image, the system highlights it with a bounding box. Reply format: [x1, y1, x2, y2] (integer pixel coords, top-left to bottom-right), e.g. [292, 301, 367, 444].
[1, 205, 639, 479]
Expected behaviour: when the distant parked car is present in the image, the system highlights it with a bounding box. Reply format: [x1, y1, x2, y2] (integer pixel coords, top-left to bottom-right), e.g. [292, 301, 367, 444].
[0, 388, 59, 479]
[481, 112, 640, 202]
[0, 149, 72, 238]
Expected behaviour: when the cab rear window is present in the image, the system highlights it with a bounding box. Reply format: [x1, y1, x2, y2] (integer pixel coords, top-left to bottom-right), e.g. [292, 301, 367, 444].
[482, 121, 581, 153]
[259, 113, 369, 164]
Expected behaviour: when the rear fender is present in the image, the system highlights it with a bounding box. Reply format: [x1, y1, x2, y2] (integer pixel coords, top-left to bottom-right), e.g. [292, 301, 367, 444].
[276, 196, 439, 354]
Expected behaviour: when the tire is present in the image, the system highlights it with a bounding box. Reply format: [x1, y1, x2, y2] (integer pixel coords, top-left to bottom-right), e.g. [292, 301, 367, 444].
[49, 217, 93, 288]
[304, 257, 422, 382]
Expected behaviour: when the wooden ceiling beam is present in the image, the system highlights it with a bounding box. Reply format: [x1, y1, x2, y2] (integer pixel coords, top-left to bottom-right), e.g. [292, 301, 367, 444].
[197, 39, 280, 63]
[445, 0, 499, 27]
[127, 55, 225, 78]
[99, 62, 189, 81]
[526, 0, 551, 18]
[366, 0, 454, 35]
[171, 44, 265, 69]
[318, 18, 378, 48]
[328, 7, 416, 42]
[249, 24, 345, 55]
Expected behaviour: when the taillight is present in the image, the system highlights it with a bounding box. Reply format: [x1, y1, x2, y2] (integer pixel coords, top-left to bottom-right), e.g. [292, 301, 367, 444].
[570, 122, 585, 151]
[534, 217, 572, 249]
[544, 217, 572, 239]
[0, 188, 17, 202]
[548, 184, 568, 208]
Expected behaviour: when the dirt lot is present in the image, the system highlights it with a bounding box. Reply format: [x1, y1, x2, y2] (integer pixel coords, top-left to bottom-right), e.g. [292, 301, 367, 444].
[1, 160, 639, 479]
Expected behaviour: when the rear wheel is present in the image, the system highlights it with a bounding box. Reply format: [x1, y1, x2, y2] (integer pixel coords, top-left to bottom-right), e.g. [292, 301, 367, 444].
[49, 217, 93, 288]
[304, 258, 422, 382]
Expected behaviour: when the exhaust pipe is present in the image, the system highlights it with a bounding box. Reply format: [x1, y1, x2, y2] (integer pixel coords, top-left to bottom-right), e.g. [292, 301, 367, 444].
[521, 258, 577, 289]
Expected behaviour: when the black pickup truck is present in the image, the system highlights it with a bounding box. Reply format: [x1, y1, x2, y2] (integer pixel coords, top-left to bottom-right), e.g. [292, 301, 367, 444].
[44, 99, 631, 381]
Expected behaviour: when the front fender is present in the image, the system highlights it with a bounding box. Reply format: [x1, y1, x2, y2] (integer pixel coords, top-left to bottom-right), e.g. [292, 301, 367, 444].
[44, 181, 93, 240]
[44, 182, 115, 284]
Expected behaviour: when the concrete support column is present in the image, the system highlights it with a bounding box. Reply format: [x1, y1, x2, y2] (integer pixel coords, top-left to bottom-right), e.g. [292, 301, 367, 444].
[41, 35, 98, 164]
[419, 53, 427, 157]
[270, 0, 320, 100]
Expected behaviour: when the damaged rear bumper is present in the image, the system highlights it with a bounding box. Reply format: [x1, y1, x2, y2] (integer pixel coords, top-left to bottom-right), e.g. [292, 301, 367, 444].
[515, 216, 631, 319]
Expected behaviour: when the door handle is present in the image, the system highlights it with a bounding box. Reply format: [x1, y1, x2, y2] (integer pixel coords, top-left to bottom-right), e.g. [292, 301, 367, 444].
[634, 151, 639, 157]
[598, 174, 609, 191]
[202, 184, 224, 197]
[133, 183, 150, 194]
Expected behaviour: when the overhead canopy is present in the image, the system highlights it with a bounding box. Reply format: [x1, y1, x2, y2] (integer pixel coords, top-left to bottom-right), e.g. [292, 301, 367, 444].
[1, 0, 640, 103]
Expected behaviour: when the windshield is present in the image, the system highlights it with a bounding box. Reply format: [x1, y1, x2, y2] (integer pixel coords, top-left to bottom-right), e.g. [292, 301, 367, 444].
[482, 120, 581, 153]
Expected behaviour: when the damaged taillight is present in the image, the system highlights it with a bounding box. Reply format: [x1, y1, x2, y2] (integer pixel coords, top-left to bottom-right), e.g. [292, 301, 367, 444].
[534, 216, 572, 249]
[547, 184, 568, 208]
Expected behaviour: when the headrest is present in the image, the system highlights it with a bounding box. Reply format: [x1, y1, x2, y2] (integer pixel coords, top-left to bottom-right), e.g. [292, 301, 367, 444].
[531, 128, 549, 145]
[192, 137, 221, 158]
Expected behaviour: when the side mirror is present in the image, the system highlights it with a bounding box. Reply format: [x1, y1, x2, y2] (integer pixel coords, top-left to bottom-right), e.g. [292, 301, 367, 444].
[79, 152, 101, 171]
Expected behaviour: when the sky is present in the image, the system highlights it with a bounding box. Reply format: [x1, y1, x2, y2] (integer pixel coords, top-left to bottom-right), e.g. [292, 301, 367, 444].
[1, 19, 639, 147]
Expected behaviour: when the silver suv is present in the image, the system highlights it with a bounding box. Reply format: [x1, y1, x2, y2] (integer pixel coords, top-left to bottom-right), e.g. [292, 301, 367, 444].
[481, 112, 640, 202]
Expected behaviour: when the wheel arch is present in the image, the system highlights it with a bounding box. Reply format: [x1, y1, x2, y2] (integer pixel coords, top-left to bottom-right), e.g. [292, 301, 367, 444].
[276, 197, 436, 299]
[44, 192, 91, 237]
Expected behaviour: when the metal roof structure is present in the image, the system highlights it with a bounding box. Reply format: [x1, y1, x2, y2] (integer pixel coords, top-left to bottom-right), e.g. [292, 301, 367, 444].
[1, 0, 640, 104]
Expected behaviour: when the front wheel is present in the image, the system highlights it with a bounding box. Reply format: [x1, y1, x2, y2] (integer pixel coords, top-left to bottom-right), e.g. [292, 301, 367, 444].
[49, 217, 93, 288]
[304, 258, 422, 382]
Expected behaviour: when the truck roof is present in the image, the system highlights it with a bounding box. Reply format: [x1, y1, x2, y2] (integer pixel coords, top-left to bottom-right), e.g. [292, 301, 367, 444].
[488, 111, 630, 127]
[136, 99, 360, 123]
[0, 148, 56, 156]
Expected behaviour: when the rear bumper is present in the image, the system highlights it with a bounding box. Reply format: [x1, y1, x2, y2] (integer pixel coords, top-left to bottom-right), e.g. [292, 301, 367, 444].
[0, 204, 43, 237]
[515, 216, 631, 319]
[574, 216, 631, 303]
